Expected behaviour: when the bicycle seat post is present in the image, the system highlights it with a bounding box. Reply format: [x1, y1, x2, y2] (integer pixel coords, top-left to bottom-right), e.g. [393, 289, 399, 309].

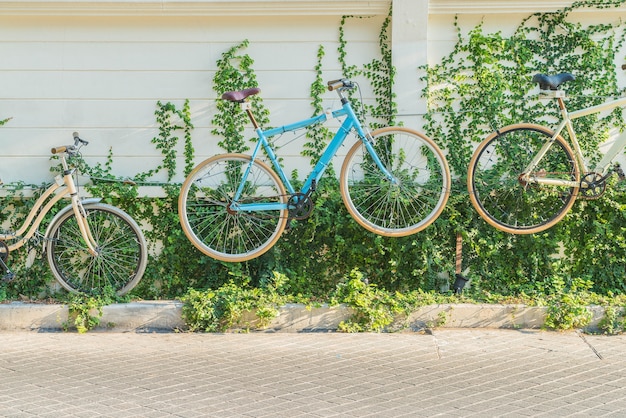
[241, 101, 260, 130]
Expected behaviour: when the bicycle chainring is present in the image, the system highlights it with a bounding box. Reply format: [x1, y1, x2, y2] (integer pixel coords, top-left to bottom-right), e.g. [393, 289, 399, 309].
[579, 172, 606, 200]
[288, 193, 314, 220]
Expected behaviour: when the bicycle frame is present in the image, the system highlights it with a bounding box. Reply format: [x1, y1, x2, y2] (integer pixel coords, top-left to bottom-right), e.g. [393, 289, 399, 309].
[0, 153, 99, 256]
[230, 94, 394, 213]
[524, 92, 626, 188]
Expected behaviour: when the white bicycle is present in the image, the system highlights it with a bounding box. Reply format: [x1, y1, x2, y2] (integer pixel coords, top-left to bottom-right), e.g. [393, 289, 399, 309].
[0, 133, 148, 295]
[468, 70, 626, 234]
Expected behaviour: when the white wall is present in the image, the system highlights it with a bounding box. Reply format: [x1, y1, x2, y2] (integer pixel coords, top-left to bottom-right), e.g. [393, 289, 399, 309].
[1, 0, 626, 186]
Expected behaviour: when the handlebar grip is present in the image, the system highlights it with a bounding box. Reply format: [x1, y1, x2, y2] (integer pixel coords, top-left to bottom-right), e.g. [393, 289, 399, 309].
[622, 64, 626, 70]
[51, 146, 68, 154]
[327, 79, 345, 91]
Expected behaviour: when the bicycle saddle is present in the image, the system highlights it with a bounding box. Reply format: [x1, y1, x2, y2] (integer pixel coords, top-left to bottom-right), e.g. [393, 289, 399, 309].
[532, 73, 575, 90]
[221, 88, 261, 102]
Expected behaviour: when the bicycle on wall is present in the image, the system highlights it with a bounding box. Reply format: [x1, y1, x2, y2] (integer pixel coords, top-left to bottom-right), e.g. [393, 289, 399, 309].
[179, 78, 451, 262]
[467, 68, 626, 234]
[0, 133, 148, 295]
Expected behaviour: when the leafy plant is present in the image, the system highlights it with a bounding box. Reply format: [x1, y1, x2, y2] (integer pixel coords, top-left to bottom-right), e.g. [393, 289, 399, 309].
[339, 10, 396, 127]
[301, 44, 334, 173]
[212, 40, 270, 154]
[598, 303, 626, 334]
[331, 269, 447, 332]
[63, 289, 117, 333]
[4, 2, 626, 323]
[180, 272, 289, 332]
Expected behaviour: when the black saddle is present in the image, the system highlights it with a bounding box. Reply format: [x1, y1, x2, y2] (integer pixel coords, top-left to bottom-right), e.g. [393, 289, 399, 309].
[532, 73, 575, 90]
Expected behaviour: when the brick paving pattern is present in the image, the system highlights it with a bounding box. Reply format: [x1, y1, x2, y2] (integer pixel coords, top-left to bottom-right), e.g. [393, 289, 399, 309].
[0, 329, 625, 416]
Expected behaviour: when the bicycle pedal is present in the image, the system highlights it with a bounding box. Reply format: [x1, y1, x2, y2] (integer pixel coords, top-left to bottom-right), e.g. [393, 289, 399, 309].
[613, 164, 626, 181]
[2, 272, 15, 283]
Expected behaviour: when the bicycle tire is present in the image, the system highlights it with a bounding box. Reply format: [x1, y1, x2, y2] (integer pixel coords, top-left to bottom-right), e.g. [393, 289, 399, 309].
[467, 123, 579, 234]
[179, 153, 288, 262]
[46, 202, 147, 295]
[340, 126, 450, 236]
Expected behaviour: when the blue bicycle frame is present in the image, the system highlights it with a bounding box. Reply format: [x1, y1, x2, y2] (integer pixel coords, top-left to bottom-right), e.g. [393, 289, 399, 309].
[230, 93, 394, 213]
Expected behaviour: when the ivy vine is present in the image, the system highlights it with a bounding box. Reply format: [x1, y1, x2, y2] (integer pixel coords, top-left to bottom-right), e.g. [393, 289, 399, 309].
[301, 44, 334, 174]
[147, 100, 194, 181]
[211, 40, 270, 154]
[339, 8, 396, 127]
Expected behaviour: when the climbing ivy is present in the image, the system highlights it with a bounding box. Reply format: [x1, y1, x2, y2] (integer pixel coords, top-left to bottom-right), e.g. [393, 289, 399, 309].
[145, 100, 193, 181]
[339, 8, 396, 127]
[301, 45, 334, 173]
[422, 0, 626, 175]
[211, 40, 270, 154]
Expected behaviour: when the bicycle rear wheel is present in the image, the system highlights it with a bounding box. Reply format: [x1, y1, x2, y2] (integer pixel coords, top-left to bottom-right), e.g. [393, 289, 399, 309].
[46, 203, 147, 295]
[340, 127, 450, 236]
[467, 123, 579, 234]
[179, 153, 288, 262]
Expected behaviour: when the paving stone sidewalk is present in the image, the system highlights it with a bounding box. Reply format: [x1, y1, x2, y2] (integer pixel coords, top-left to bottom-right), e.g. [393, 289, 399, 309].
[1, 329, 625, 417]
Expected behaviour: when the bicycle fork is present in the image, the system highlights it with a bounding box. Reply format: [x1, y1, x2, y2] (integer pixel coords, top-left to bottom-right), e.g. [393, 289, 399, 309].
[61, 161, 99, 257]
[71, 198, 100, 257]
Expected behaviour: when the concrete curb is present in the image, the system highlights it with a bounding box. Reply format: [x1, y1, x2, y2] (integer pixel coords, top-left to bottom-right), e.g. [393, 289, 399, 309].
[0, 301, 185, 332]
[0, 301, 609, 332]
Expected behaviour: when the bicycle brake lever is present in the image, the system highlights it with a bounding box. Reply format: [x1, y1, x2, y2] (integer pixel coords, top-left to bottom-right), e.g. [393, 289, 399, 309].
[342, 80, 355, 89]
[72, 131, 89, 146]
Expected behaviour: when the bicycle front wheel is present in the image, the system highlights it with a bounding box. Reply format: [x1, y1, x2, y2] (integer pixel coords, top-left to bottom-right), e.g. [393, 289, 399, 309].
[467, 123, 579, 234]
[46, 203, 147, 295]
[179, 154, 288, 262]
[340, 127, 450, 236]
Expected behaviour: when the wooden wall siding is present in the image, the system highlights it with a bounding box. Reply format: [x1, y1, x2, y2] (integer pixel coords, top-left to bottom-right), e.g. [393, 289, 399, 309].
[0, 12, 385, 184]
[0, 0, 625, 185]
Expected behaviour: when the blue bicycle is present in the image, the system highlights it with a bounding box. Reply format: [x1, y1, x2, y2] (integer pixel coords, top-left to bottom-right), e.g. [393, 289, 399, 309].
[179, 79, 451, 262]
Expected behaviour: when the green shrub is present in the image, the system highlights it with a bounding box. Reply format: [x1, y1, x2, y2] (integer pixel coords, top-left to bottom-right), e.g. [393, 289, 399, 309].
[180, 272, 289, 332]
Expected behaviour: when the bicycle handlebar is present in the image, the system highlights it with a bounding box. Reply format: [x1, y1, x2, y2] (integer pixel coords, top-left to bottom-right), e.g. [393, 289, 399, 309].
[327, 79, 355, 91]
[51, 132, 89, 155]
[51, 146, 72, 154]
